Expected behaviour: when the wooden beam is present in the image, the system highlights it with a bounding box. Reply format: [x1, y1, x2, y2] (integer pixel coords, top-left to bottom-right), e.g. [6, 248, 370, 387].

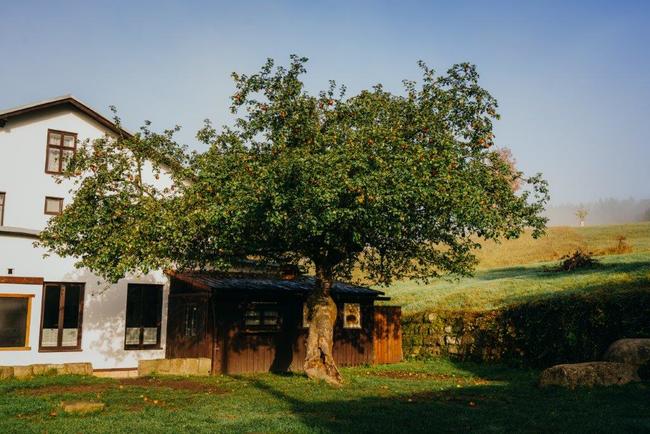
[0, 276, 44, 285]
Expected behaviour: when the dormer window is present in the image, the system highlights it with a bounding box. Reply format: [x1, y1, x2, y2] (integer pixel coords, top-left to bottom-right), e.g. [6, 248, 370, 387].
[45, 130, 77, 174]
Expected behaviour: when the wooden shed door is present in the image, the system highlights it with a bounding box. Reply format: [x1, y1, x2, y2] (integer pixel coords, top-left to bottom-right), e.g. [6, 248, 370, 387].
[165, 295, 211, 360]
[373, 306, 403, 364]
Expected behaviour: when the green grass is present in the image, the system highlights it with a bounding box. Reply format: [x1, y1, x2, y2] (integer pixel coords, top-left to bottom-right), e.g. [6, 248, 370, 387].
[1, 360, 648, 433]
[380, 252, 650, 314]
[375, 222, 650, 315]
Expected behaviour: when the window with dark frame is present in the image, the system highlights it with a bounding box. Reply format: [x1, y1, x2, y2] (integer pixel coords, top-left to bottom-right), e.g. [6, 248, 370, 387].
[125, 284, 163, 349]
[244, 303, 281, 331]
[40, 283, 84, 351]
[44, 197, 64, 215]
[0, 294, 33, 349]
[45, 130, 77, 174]
[183, 303, 199, 338]
[0, 192, 5, 226]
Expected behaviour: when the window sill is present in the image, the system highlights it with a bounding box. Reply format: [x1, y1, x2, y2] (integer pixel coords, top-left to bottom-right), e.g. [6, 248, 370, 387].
[242, 329, 281, 334]
[124, 346, 163, 351]
[0, 346, 31, 351]
[38, 348, 83, 353]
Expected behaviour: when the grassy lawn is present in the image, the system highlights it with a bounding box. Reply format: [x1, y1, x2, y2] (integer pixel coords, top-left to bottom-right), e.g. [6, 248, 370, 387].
[1, 360, 648, 433]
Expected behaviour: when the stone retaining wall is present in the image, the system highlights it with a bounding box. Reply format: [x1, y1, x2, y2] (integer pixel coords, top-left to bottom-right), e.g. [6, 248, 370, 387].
[0, 363, 92, 379]
[402, 288, 650, 367]
[138, 358, 212, 376]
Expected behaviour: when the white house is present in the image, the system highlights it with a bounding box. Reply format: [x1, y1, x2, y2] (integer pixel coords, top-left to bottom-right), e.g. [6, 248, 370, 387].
[0, 96, 169, 375]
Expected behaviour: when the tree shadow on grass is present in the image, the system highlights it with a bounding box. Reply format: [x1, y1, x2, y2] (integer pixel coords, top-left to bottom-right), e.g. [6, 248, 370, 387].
[234, 364, 650, 434]
[499, 275, 650, 307]
[476, 258, 650, 283]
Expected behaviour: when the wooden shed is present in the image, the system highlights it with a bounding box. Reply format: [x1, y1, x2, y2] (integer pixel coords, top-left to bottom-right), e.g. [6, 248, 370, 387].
[165, 270, 402, 374]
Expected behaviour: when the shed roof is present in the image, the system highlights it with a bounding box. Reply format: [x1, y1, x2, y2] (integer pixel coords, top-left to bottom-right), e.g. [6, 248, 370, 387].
[172, 272, 386, 299]
[0, 95, 131, 136]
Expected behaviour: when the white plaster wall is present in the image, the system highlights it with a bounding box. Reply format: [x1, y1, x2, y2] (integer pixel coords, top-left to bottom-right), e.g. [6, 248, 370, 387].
[0, 105, 172, 369]
[0, 106, 107, 229]
[0, 236, 169, 369]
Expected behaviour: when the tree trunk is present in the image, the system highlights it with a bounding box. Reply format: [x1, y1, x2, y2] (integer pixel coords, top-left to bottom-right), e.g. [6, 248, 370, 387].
[304, 265, 342, 386]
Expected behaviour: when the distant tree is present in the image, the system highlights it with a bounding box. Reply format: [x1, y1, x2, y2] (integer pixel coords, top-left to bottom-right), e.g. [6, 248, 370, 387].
[495, 147, 521, 191]
[39, 56, 549, 385]
[576, 208, 588, 227]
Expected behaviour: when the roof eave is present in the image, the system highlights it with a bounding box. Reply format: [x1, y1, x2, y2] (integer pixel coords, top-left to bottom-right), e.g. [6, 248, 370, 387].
[0, 95, 132, 137]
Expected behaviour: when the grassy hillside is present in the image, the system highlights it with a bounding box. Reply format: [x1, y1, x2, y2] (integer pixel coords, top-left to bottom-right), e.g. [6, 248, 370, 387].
[381, 252, 650, 314]
[379, 222, 650, 315]
[474, 221, 650, 269]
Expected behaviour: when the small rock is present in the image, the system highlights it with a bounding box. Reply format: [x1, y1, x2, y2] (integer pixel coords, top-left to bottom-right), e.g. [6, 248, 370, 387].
[603, 339, 650, 366]
[60, 401, 105, 414]
[539, 362, 640, 389]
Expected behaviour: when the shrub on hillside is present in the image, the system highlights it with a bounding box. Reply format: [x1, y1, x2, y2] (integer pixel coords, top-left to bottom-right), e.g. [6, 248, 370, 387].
[554, 250, 599, 272]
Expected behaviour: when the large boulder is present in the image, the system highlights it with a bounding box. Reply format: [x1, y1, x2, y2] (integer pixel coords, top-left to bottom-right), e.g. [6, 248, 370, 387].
[603, 339, 650, 366]
[539, 362, 640, 389]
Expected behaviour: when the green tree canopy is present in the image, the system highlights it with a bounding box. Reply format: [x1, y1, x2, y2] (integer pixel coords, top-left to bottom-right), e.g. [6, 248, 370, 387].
[40, 56, 548, 384]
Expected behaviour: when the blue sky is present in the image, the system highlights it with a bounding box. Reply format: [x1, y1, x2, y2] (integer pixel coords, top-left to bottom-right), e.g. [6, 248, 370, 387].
[1, 0, 649, 204]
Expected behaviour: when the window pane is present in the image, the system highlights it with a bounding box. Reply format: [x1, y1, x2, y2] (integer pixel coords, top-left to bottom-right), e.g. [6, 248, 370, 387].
[43, 285, 61, 329]
[141, 287, 161, 328]
[142, 327, 158, 345]
[125, 327, 140, 345]
[41, 328, 58, 347]
[63, 135, 75, 148]
[61, 328, 78, 346]
[262, 310, 279, 326]
[63, 285, 81, 329]
[48, 132, 61, 145]
[125, 286, 143, 328]
[0, 193, 4, 205]
[61, 149, 74, 171]
[0, 297, 29, 347]
[42, 285, 61, 347]
[184, 304, 198, 337]
[47, 148, 61, 172]
[45, 198, 62, 214]
[244, 311, 260, 326]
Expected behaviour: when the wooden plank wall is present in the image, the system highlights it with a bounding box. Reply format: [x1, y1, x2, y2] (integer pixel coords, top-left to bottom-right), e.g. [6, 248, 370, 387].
[165, 276, 382, 375]
[373, 306, 403, 364]
[217, 298, 374, 374]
